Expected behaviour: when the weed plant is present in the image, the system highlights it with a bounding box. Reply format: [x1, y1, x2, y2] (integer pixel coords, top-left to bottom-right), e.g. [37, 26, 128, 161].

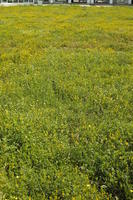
[0, 5, 133, 200]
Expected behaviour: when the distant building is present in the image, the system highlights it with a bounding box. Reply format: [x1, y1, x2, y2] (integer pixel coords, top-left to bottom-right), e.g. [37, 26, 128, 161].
[0, 0, 132, 5]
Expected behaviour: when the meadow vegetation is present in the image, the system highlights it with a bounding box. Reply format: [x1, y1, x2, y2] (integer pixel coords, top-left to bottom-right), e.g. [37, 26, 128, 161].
[0, 5, 133, 200]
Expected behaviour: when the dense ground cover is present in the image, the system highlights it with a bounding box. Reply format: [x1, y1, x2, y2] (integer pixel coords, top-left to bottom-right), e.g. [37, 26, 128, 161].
[0, 5, 133, 200]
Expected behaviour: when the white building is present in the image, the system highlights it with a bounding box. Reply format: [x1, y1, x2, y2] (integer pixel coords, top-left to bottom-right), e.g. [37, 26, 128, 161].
[0, 0, 132, 5]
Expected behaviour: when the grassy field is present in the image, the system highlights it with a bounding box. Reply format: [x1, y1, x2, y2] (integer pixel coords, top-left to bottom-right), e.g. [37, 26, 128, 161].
[0, 5, 133, 200]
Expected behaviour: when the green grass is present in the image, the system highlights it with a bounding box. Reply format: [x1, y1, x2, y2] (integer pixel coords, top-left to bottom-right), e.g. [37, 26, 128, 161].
[0, 5, 133, 200]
